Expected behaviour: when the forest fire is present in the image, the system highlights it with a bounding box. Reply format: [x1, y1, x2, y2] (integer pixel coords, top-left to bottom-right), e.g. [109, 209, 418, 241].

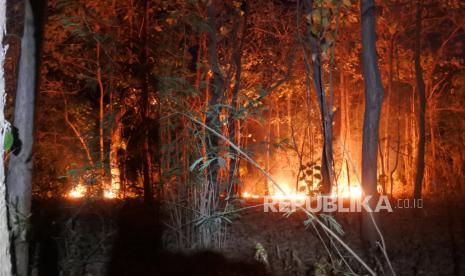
[68, 184, 86, 198]
[103, 189, 118, 199]
[67, 184, 118, 199]
[241, 158, 364, 201]
[333, 184, 362, 199]
[242, 177, 362, 201]
[0, 0, 463, 275]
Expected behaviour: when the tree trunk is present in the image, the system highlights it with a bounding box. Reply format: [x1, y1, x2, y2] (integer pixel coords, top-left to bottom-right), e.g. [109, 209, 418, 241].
[63, 95, 95, 168]
[389, 45, 401, 197]
[381, 36, 395, 194]
[428, 101, 436, 191]
[206, 0, 224, 198]
[7, 1, 36, 274]
[413, 0, 426, 200]
[228, 4, 248, 198]
[390, 82, 401, 197]
[265, 106, 271, 194]
[0, 0, 13, 272]
[141, 0, 153, 205]
[303, 0, 334, 194]
[109, 107, 126, 197]
[96, 43, 106, 193]
[360, 0, 384, 249]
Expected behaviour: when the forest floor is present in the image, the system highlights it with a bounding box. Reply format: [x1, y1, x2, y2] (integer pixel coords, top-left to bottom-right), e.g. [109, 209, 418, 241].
[30, 196, 465, 276]
[224, 196, 465, 275]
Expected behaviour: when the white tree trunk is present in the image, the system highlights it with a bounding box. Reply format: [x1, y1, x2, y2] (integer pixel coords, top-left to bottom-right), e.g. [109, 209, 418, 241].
[0, 0, 13, 273]
[7, 0, 36, 274]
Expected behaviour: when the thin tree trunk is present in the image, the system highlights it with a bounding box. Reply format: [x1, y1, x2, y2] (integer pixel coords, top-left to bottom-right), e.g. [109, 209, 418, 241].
[341, 73, 350, 148]
[275, 98, 281, 147]
[63, 95, 95, 168]
[303, 0, 334, 194]
[0, 0, 13, 272]
[390, 83, 401, 197]
[428, 101, 436, 191]
[414, 0, 426, 200]
[96, 43, 105, 193]
[141, 0, 153, 205]
[382, 36, 395, 193]
[287, 93, 292, 138]
[265, 103, 272, 194]
[228, 4, 248, 197]
[206, 0, 225, 199]
[378, 140, 386, 194]
[109, 107, 126, 197]
[7, 1, 36, 274]
[360, 0, 384, 249]
[389, 45, 401, 197]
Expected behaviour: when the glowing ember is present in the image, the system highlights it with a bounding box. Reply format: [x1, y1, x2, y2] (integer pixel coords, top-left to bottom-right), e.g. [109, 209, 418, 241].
[68, 184, 86, 198]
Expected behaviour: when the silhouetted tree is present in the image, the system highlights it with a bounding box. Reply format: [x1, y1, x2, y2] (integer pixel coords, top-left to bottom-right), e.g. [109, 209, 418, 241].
[360, 0, 384, 250]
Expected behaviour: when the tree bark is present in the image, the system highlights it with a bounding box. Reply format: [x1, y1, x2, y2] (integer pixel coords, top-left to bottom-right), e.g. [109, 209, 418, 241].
[206, 0, 225, 198]
[360, 0, 384, 249]
[303, 0, 334, 194]
[228, 3, 248, 197]
[7, 1, 36, 274]
[0, 0, 13, 272]
[413, 0, 426, 200]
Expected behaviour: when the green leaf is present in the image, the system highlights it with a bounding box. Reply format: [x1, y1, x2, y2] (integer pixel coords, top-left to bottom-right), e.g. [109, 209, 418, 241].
[3, 131, 13, 151]
[189, 157, 204, 172]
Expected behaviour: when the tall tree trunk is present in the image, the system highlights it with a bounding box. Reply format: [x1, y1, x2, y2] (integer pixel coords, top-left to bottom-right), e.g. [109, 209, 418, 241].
[303, 0, 334, 194]
[389, 45, 401, 197]
[265, 106, 271, 194]
[428, 101, 436, 191]
[228, 3, 248, 198]
[141, 0, 153, 205]
[206, 0, 224, 199]
[0, 0, 13, 272]
[109, 107, 126, 197]
[360, 0, 384, 249]
[96, 43, 106, 193]
[287, 93, 292, 139]
[381, 35, 395, 194]
[390, 82, 401, 197]
[413, 0, 426, 200]
[7, 1, 36, 274]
